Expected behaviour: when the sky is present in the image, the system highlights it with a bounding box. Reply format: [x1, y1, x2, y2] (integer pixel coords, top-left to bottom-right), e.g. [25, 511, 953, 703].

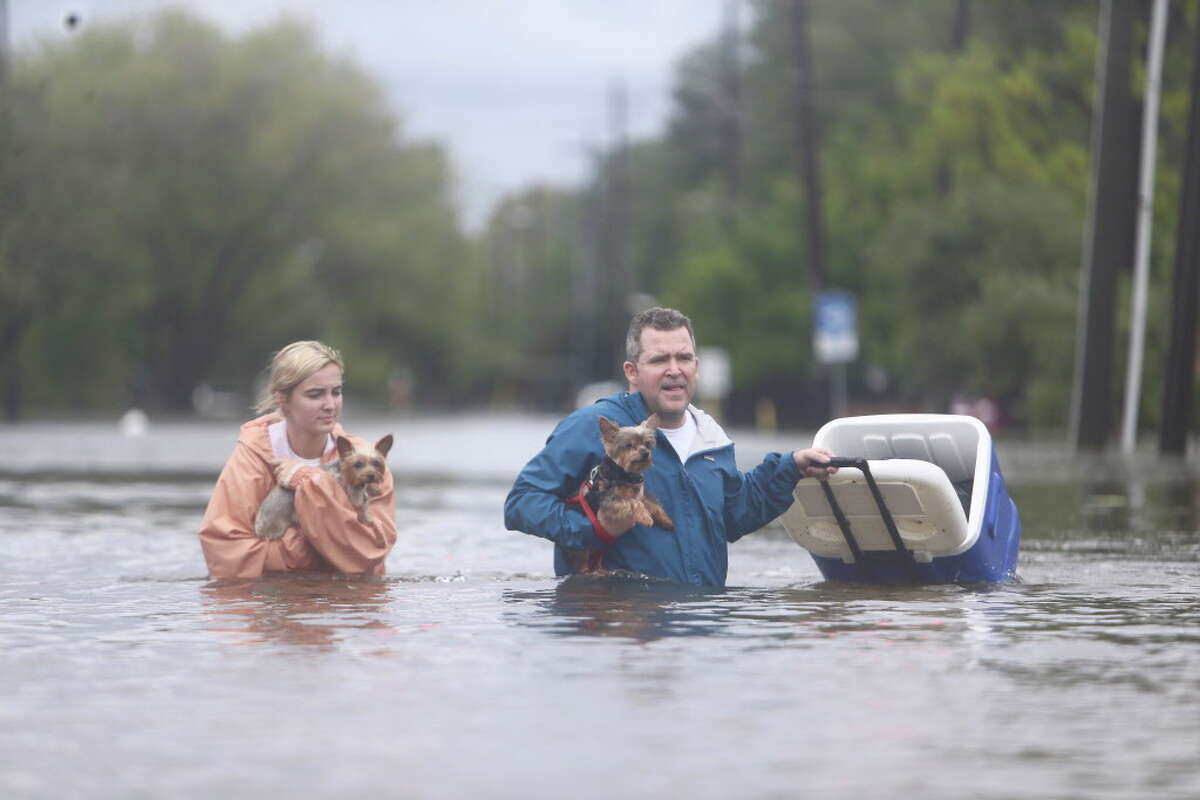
[8, 0, 726, 228]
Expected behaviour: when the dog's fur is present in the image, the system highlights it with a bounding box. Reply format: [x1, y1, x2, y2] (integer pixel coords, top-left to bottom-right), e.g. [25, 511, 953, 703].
[254, 434, 393, 540]
[568, 415, 673, 572]
[588, 415, 674, 531]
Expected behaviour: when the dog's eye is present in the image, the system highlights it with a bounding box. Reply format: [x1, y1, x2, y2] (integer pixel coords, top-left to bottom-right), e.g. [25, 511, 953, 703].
[354, 460, 365, 468]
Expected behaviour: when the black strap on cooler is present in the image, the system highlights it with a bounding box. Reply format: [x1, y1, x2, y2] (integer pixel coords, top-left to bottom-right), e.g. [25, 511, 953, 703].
[817, 457, 921, 581]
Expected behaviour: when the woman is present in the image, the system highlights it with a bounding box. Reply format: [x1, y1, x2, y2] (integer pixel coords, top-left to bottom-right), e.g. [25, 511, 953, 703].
[198, 341, 397, 578]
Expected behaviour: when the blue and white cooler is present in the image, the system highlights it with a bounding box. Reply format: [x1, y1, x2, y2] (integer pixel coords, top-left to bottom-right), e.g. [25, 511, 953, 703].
[780, 414, 1021, 584]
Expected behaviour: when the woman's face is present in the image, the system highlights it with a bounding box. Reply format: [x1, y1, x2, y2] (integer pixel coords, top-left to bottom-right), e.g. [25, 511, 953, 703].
[278, 362, 343, 439]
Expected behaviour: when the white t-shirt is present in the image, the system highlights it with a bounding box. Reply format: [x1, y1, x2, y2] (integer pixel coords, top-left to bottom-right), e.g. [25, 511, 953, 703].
[268, 420, 334, 466]
[659, 410, 698, 461]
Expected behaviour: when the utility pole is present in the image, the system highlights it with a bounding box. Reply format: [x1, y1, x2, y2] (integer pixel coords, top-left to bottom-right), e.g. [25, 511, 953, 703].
[0, 0, 8, 88]
[587, 82, 631, 382]
[1159, 9, 1200, 453]
[718, 0, 741, 235]
[1119, 0, 1168, 455]
[950, 0, 972, 50]
[0, 0, 19, 422]
[570, 147, 603, 394]
[605, 79, 630, 376]
[1069, 0, 1141, 450]
[790, 0, 825, 294]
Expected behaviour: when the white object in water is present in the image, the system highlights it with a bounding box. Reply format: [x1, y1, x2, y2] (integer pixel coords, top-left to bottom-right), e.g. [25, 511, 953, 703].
[781, 414, 992, 564]
[119, 408, 149, 437]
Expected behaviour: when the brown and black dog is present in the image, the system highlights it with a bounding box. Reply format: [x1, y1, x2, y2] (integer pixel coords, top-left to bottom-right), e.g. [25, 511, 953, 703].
[568, 415, 673, 572]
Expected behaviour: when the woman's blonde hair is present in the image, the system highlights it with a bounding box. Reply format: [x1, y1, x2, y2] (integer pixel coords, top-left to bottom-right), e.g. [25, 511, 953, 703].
[255, 340, 345, 414]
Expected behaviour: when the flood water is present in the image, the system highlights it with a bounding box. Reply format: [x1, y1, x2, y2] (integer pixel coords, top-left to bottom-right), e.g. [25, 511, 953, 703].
[1, 414, 1197, 799]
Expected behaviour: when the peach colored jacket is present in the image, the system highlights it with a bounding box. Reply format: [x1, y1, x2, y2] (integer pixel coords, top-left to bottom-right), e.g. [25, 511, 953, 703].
[198, 413, 397, 578]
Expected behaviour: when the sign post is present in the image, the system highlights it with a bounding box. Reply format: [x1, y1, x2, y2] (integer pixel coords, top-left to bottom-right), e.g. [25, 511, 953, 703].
[814, 290, 858, 418]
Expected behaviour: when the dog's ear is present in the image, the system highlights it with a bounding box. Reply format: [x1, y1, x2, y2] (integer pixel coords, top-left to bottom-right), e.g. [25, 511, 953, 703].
[374, 434, 393, 458]
[336, 436, 355, 459]
[643, 414, 660, 432]
[598, 416, 619, 443]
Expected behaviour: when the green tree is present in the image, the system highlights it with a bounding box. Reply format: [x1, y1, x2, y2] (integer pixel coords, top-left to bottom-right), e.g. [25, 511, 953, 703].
[2, 11, 473, 415]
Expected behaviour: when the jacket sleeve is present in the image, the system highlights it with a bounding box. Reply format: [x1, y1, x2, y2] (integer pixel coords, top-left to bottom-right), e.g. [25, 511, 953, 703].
[198, 443, 322, 579]
[286, 465, 397, 576]
[721, 450, 803, 542]
[503, 410, 612, 550]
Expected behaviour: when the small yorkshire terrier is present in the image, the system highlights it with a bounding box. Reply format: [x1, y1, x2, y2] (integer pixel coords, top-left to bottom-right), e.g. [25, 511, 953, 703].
[569, 415, 674, 572]
[588, 415, 674, 531]
[254, 434, 394, 540]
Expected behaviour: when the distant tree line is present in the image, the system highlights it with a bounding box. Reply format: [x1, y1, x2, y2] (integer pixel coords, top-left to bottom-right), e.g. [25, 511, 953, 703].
[1, 2, 1196, 432]
[0, 11, 482, 417]
[484, 0, 1197, 431]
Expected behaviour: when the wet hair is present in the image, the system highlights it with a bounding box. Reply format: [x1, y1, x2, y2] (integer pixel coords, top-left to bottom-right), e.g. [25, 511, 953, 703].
[254, 340, 344, 414]
[625, 307, 696, 363]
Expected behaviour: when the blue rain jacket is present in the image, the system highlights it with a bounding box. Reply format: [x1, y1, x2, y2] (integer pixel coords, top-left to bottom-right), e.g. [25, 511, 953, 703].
[504, 391, 803, 587]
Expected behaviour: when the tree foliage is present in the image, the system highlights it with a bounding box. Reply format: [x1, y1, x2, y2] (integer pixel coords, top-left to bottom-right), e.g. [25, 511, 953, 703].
[2, 11, 475, 415]
[515, 0, 1194, 432]
[5, 2, 1199, 436]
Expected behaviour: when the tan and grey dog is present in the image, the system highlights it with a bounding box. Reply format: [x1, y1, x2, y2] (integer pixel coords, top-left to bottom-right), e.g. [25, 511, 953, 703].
[567, 414, 674, 572]
[587, 415, 675, 532]
[254, 434, 393, 540]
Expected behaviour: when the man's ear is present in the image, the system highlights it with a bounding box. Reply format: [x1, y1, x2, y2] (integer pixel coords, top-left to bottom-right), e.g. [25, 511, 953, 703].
[622, 360, 638, 389]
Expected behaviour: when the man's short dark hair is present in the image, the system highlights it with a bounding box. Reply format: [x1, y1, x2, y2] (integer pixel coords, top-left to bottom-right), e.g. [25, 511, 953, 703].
[625, 307, 696, 363]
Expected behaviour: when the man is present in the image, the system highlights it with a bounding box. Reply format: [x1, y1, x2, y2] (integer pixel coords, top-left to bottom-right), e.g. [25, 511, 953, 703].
[504, 307, 837, 587]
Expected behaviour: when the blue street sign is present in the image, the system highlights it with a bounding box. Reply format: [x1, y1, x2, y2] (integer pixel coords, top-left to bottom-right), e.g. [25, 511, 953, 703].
[814, 290, 858, 364]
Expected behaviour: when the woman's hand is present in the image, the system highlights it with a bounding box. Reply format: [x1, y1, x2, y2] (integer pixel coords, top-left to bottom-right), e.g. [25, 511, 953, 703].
[273, 459, 313, 489]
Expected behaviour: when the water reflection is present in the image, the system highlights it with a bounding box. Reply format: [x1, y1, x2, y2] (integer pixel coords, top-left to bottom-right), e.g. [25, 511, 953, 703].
[724, 582, 1014, 650]
[501, 576, 1025, 651]
[201, 575, 394, 650]
[503, 573, 731, 642]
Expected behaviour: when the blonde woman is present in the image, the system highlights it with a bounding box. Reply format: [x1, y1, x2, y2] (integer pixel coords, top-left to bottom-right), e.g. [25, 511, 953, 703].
[198, 341, 396, 578]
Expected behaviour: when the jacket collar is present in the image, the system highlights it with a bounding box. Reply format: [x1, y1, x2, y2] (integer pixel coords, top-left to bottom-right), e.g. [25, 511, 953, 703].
[239, 412, 348, 463]
[617, 392, 733, 455]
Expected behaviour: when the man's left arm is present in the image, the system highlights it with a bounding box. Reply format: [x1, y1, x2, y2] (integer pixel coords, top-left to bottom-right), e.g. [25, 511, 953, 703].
[721, 448, 836, 542]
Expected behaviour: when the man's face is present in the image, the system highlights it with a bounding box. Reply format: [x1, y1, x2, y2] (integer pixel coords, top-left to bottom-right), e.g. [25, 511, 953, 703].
[623, 326, 698, 426]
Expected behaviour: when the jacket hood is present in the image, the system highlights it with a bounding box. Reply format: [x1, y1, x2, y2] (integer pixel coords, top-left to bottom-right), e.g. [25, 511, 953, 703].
[236, 412, 349, 464]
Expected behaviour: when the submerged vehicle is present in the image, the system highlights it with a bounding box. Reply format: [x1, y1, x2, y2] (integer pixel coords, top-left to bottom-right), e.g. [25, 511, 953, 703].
[780, 414, 1021, 584]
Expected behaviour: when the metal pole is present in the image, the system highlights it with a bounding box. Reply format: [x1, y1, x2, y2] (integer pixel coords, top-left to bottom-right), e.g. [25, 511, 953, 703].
[1159, 11, 1200, 453]
[831, 362, 847, 419]
[1069, 0, 1140, 450]
[1120, 0, 1169, 455]
[791, 0, 825, 294]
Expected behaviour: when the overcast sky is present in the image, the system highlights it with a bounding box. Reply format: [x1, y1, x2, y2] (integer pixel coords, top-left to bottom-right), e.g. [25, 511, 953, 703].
[9, 0, 726, 227]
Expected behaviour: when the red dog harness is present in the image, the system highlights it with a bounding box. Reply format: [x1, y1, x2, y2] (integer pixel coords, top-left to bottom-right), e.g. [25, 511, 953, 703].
[564, 478, 616, 571]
